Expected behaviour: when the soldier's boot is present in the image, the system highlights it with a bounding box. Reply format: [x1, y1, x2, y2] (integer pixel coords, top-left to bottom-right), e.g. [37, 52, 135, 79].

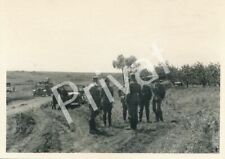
[123, 107, 127, 121]
[152, 100, 157, 122]
[90, 116, 99, 132]
[159, 111, 164, 122]
[133, 124, 137, 130]
[103, 113, 107, 126]
[123, 112, 126, 121]
[131, 121, 136, 130]
[155, 112, 160, 122]
[133, 119, 138, 130]
[130, 118, 134, 129]
[139, 107, 143, 122]
[146, 114, 150, 123]
[155, 103, 161, 122]
[108, 114, 112, 127]
[129, 120, 132, 129]
[146, 106, 150, 122]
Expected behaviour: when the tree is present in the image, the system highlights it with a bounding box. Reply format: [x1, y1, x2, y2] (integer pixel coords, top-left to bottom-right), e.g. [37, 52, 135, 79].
[192, 62, 207, 87]
[166, 64, 179, 83]
[113, 54, 137, 83]
[215, 63, 220, 86]
[113, 54, 220, 87]
[180, 64, 192, 87]
[113, 54, 126, 70]
[205, 63, 220, 86]
[125, 56, 137, 68]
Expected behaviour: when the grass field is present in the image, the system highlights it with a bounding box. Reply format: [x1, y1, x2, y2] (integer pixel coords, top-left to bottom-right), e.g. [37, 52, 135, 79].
[7, 71, 122, 102]
[6, 71, 220, 153]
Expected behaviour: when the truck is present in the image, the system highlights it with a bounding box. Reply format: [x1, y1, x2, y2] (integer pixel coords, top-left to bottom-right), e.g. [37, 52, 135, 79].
[6, 82, 15, 92]
[52, 84, 87, 109]
[33, 80, 54, 97]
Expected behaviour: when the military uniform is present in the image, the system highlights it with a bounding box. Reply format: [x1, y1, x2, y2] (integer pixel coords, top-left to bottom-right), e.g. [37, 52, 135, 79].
[139, 84, 152, 122]
[52, 94, 57, 110]
[101, 85, 114, 127]
[89, 83, 102, 133]
[152, 82, 166, 122]
[118, 89, 127, 121]
[126, 81, 141, 130]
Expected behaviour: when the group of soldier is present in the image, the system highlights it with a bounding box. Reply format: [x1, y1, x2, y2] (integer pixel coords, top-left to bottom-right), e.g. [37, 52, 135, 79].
[88, 74, 166, 134]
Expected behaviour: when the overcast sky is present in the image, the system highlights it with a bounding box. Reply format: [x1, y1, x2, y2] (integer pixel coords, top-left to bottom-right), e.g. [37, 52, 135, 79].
[1, 0, 224, 72]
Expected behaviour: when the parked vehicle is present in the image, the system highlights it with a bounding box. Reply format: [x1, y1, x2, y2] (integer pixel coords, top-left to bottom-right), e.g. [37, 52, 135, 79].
[6, 82, 15, 92]
[52, 84, 87, 109]
[33, 80, 53, 97]
[174, 81, 183, 87]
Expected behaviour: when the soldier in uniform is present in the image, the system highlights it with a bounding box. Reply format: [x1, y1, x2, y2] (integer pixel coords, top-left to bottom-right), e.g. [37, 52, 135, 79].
[89, 76, 102, 134]
[152, 80, 166, 122]
[139, 82, 152, 122]
[126, 74, 141, 130]
[52, 94, 57, 110]
[118, 88, 127, 121]
[101, 78, 114, 127]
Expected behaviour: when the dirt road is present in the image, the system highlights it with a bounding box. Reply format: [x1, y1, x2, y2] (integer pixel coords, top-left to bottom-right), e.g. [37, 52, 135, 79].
[6, 87, 219, 153]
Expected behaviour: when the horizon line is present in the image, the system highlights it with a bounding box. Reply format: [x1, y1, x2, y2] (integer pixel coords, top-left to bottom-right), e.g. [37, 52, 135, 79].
[6, 60, 220, 73]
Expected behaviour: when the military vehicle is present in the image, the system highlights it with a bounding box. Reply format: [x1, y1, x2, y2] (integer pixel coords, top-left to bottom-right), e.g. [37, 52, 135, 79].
[33, 80, 54, 97]
[52, 84, 87, 109]
[6, 82, 15, 93]
[174, 81, 183, 87]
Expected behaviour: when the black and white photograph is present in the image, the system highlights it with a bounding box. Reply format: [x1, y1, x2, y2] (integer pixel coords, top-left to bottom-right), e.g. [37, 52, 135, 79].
[1, 0, 224, 158]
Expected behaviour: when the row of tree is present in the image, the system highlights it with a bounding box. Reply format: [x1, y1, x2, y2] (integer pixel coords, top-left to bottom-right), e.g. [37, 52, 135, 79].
[158, 62, 220, 87]
[113, 54, 220, 87]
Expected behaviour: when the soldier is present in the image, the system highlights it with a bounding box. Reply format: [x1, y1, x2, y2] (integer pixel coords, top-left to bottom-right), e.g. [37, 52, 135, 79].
[139, 82, 152, 123]
[52, 94, 57, 110]
[89, 76, 102, 134]
[101, 78, 114, 127]
[126, 74, 141, 130]
[118, 88, 127, 121]
[152, 80, 166, 122]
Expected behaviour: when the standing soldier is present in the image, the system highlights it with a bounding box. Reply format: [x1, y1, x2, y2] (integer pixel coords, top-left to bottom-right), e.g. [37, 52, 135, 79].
[89, 76, 102, 134]
[118, 88, 127, 122]
[139, 82, 152, 123]
[126, 74, 141, 130]
[101, 78, 114, 127]
[52, 93, 57, 110]
[152, 80, 166, 122]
